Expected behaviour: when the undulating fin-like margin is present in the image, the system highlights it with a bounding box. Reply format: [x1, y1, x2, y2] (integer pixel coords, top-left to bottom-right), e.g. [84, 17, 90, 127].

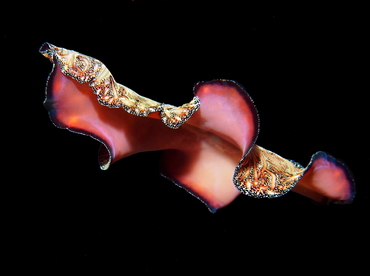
[39, 43, 200, 130]
[233, 145, 355, 205]
[40, 43, 355, 212]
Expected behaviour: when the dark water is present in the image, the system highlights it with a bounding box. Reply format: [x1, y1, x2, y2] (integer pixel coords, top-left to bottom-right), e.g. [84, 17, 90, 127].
[3, 2, 367, 272]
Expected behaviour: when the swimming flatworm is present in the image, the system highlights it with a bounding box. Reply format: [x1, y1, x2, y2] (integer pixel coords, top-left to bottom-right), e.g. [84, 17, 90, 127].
[40, 43, 355, 212]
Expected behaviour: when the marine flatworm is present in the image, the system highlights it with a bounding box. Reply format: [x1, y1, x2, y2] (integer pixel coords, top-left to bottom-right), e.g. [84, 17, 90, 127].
[40, 43, 355, 212]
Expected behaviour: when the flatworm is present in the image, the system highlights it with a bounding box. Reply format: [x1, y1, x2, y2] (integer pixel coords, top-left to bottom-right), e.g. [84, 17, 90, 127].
[40, 43, 355, 212]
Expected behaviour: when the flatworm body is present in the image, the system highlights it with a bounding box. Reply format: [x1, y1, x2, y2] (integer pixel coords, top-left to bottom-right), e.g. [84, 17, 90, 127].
[40, 43, 355, 211]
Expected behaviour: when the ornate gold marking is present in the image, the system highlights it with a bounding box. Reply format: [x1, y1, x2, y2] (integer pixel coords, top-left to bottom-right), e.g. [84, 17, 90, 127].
[40, 43, 200, 129]
[233, 145, 305, 198]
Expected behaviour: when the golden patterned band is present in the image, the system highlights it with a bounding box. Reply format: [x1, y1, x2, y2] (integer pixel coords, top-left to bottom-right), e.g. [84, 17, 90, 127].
[234, 145, 305, 198]
[39, 43, 200, 129]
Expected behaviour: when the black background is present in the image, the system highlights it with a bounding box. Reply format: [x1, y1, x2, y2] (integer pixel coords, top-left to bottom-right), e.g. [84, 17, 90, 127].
[3, 1, 368, 272]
